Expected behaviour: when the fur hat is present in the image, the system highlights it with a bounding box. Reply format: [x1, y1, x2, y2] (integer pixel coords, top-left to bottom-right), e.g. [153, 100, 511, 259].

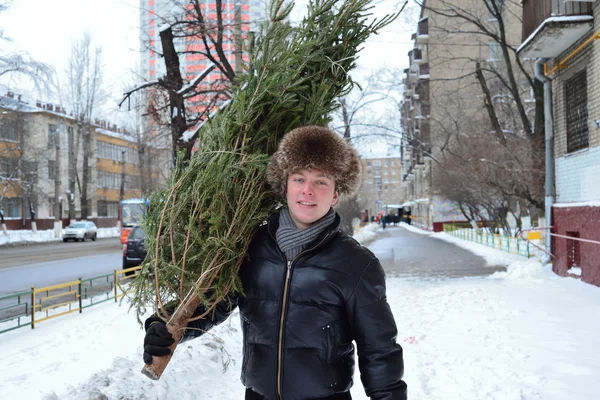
[267, 125, 362, 198]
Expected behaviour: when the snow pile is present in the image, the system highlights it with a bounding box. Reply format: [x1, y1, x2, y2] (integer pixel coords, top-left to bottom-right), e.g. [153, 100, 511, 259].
[0, 226, 121, 246]
[0, 229, 57, 245]
[353, 222, 378, 245]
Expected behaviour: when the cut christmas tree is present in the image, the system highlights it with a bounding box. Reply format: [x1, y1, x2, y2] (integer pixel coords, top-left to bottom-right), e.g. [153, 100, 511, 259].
[130, 0, 398, 380]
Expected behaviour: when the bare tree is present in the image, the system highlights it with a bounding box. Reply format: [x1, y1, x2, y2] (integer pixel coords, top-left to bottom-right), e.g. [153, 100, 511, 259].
[410, 0, 545, 226]
[120, 0, 253, 165]
[62, 32, 105, 220]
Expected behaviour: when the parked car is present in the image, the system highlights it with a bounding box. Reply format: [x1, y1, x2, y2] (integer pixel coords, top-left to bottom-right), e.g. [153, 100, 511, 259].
[123, 226, 147, 274]
[62, 221, 97, 242]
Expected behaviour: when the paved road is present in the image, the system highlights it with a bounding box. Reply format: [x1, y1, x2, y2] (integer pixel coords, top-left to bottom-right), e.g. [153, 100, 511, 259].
[0, 238, 121, 270]
[368, 226, 506, 279]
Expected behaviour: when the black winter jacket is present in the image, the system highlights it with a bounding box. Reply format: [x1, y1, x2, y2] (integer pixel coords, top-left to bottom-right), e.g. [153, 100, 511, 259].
[158, 212, 407, 400]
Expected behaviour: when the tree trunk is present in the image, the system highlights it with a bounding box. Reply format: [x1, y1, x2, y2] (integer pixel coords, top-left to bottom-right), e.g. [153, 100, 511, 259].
[159, 27, 187, 166]
[54, 144, 61, 221]
[68, 126, 77, 222]
[141, 292, 200, 380]
[340, 98, 351, 140]
[120, 150, 127, 202]
[80, 124, 91, 219]
[138, 141, 148, 196]
[475, 62, 506, 146]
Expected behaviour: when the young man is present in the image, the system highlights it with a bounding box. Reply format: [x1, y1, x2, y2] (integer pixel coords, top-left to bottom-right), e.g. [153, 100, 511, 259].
[143, 126, 407, 400]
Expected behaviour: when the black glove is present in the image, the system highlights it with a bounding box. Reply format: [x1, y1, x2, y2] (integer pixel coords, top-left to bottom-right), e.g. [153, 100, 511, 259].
[143, 321, 175, 364]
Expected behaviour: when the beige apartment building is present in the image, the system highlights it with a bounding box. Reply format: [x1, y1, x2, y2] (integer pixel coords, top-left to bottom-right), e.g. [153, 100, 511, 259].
[357, 156, 403, 218]
[0, 93, 169, 230]
[400, 0, 530, 230]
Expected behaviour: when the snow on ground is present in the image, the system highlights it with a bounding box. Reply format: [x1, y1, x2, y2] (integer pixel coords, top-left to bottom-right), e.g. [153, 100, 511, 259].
[1, 227, 599, 399]
[0, 226, 120, 246]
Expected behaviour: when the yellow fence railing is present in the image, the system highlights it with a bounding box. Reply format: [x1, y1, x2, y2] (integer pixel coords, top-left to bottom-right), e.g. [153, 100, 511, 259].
[1, 265, 143, 332]
[31, 281, 81, 329]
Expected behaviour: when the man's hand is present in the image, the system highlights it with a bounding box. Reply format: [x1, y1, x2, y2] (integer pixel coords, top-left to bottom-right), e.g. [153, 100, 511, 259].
[143, 321, 175, 364]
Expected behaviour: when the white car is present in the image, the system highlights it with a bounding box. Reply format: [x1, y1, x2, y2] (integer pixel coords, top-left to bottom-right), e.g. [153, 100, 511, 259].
[62, 221, 98, 242]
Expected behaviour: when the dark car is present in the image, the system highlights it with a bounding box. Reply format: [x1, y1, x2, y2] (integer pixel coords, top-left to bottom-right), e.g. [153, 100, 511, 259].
[123, 226, 147, 274]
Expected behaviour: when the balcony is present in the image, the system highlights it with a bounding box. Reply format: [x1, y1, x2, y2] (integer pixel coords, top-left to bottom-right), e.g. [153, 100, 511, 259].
[518, 0, 593, 58]
[418, 63, 430, 79]
[413, 48, 424, 64]
[415, 80, 430, 102]
[417, 18, 429, 43]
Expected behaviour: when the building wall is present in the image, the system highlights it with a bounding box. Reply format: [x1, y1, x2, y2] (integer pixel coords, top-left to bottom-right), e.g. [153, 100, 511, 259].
[357, 156, 403, 217]
[549, 1, 600, 287]
[0, 96, 168, 229]
[553, 206, 600, 287]
[401, 0, 528, 229]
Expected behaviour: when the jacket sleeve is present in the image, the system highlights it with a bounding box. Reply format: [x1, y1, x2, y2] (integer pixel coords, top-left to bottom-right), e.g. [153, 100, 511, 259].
[345, 258, 407, 400]
[144, 294, 239, 343]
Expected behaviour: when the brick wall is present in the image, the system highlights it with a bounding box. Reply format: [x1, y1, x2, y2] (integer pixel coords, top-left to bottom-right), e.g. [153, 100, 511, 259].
[555, 146, 600, 202]
[553, 205, 600, 287]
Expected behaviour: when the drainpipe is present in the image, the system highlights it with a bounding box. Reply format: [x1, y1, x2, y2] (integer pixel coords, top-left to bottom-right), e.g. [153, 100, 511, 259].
[534, 59, 554, 265]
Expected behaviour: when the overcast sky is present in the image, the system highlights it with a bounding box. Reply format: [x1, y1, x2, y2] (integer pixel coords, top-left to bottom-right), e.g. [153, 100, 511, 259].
[0, 0, 140, 102]
[0, 0, 413, 151]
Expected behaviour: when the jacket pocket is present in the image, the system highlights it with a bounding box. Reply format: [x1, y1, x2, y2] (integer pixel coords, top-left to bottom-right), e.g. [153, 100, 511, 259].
[322, 323, 337, 388]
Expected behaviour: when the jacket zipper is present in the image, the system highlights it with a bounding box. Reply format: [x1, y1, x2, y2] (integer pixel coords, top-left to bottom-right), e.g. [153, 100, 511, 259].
[275, 233, 331, 400]
[276, 260, 292, 398]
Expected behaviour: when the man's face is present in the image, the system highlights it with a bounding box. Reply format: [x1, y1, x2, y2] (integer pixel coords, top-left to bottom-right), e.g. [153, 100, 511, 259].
[286, 169, 339, 230]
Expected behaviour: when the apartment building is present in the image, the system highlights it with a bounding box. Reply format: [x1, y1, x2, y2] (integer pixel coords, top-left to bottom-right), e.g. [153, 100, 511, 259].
[357, 156, 403, 218]
[400, 0, 528, 231]
[0, 94, 167, 230]
[518, 0, 600, 286]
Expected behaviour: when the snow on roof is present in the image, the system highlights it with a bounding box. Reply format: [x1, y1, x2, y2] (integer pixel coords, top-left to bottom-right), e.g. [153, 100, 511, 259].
[517, 15, 594, 55]
[95, 128, 137, 144]
[0, 96, 77, 122]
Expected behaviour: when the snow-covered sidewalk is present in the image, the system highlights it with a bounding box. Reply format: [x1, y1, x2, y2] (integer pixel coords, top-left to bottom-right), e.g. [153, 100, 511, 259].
[0, 226, 599, 399]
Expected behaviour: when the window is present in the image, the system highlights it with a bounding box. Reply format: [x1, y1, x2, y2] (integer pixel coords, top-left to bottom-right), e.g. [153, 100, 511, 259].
[0, 120, 18, 142]
[97, 200, 119, 217]
[48, 124, 59, 148]
[565, 70, 588, 153]
[48, 160, 56, 180]
[367, 161, 372, 167]
[488, 41, 501, 61]
[486, 0, 505, 21]
[22, 161, 38, 183]
[0, 157, 19, 178]
[1, 197, 21, 218]
[372, 160, 381, 166]
[374, 168, 381, 176]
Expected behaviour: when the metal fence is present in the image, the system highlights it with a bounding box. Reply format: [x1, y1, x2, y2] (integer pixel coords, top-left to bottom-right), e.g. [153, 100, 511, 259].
[443, 224, 540, 258]
[0, 266, 141, 335]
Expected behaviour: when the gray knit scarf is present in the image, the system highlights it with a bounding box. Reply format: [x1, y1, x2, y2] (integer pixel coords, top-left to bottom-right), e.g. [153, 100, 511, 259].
[276, 206, 335, 261]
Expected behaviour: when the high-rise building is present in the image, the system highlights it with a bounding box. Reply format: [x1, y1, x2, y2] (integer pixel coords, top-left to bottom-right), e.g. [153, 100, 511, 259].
[139, 0, 257, 104]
